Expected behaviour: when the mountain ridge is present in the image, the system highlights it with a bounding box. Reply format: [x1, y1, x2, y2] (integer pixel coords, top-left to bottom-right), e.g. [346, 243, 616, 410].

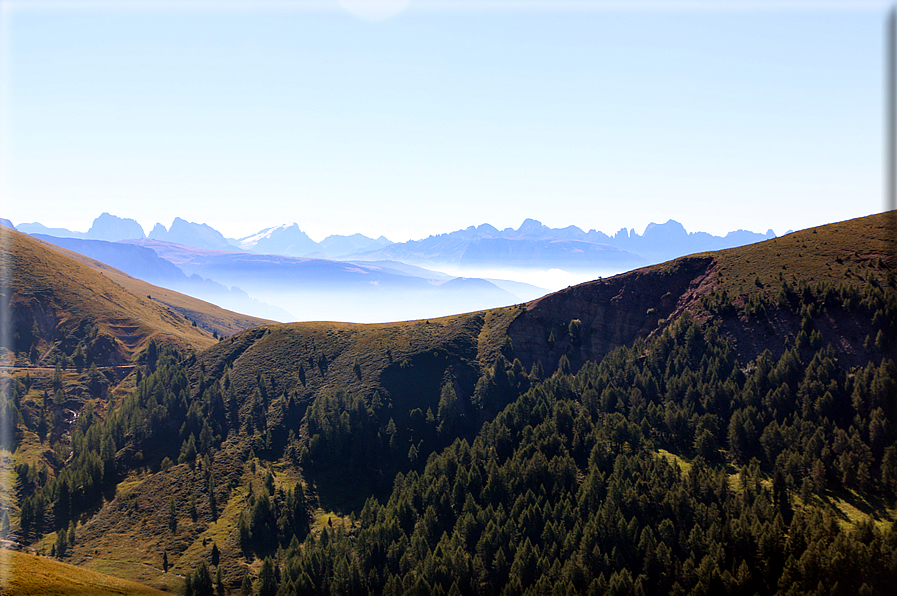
[355, 217, 775, 270]
[149, 218, 233, 251]
[11, 213, 775, 268]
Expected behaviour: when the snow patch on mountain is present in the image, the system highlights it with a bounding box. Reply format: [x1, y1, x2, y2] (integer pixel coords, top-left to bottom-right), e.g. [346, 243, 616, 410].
[238, 223, 298, 250]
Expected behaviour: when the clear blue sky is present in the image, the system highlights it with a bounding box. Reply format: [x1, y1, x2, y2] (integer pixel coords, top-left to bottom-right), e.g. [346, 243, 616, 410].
[0, 1, 889, 242]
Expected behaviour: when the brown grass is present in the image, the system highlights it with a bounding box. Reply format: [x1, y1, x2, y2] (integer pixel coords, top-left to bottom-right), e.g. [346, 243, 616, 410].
[2, 227, 231, 359]
[0, 548, 170, 595]
[703, 212, 896, 298]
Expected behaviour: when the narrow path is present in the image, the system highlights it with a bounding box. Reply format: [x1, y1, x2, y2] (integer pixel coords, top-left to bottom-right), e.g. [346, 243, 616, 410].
[0, 364, 142, 373]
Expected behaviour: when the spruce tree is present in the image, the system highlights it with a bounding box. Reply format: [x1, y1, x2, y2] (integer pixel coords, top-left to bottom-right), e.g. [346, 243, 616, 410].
[168, 497, 177, 533]
[257, 557, 277, 596]
[192, 561, 214, 596]
[55, 529, 66, 559]
[215, 566, 225, 596]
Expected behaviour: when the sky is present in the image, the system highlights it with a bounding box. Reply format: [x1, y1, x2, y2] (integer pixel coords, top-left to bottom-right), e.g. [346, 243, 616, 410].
[0, 0, 890, 243]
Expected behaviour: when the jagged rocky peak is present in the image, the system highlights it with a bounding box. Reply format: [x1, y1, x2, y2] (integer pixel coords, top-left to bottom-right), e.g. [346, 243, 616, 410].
[86, 212, 146, 241]
[149, 222, 168, 237]
[151, 218, 232, 250]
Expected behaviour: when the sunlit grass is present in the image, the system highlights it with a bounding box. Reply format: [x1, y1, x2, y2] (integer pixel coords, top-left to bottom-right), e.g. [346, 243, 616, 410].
[1, 549, 169, 595]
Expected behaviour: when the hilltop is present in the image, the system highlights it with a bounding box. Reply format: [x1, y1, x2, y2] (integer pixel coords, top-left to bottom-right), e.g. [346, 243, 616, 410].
[508, 211, 896, 373]
[2, 229, 213, 367]
[195, 213, 894, 408]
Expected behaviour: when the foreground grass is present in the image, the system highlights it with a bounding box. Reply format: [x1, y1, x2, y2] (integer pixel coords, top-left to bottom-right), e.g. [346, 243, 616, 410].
[0, 549, 169, 595]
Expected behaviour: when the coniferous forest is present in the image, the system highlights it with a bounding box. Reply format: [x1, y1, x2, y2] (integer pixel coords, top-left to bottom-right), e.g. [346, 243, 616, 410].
[2, 213, 896, 595]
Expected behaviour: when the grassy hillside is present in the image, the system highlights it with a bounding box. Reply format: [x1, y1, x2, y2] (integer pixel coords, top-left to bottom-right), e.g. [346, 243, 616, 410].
[0, 226, 270, 577]
[4, 212, 896, 594]
[49, 240, 275, 338]
[711, 211, 894, 293]
[201, 304, 521, 416]
[0, 548, 172, 595]
[2, 227, 220, 366]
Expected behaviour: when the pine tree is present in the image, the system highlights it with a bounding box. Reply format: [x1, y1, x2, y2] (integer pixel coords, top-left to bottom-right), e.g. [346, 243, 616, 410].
[238, 512, 250, 549]
[55, 529, 67, 558]
[146, 338, 158, 370]
[437, 381, 459, 437]
[216, 566, 225, 596]
[192, 561, 214, 596]
[0, 510, 9, 540]
[168, 497, 177, 533]
[882, 445, 897, 497]
[53, 361, 63, 391]
[257, 557, 277, 596]
[558, 354, 571, 375]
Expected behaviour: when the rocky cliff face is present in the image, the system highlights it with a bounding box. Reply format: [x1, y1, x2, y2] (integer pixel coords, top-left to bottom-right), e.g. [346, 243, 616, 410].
[507, 256, 716, 374]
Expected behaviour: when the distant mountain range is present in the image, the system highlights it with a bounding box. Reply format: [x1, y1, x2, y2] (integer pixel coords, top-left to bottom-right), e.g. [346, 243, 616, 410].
[149, 217, 232, 250]
[18, 214, 394, 259]
[233, 223, 391, 258]
[23, 227, 549, 322]
[7, 212, 779, 322]
[352, 217, 776, 271]
[12, 213, 777, 270]
[16, 212, 147, 242]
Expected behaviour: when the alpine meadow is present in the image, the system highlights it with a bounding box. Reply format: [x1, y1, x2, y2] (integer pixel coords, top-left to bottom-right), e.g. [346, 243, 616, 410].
[0, 211, 895, 595]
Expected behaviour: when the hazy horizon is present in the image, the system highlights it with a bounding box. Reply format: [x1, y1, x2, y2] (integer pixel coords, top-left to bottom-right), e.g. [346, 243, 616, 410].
[10, 211, 785, 246]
